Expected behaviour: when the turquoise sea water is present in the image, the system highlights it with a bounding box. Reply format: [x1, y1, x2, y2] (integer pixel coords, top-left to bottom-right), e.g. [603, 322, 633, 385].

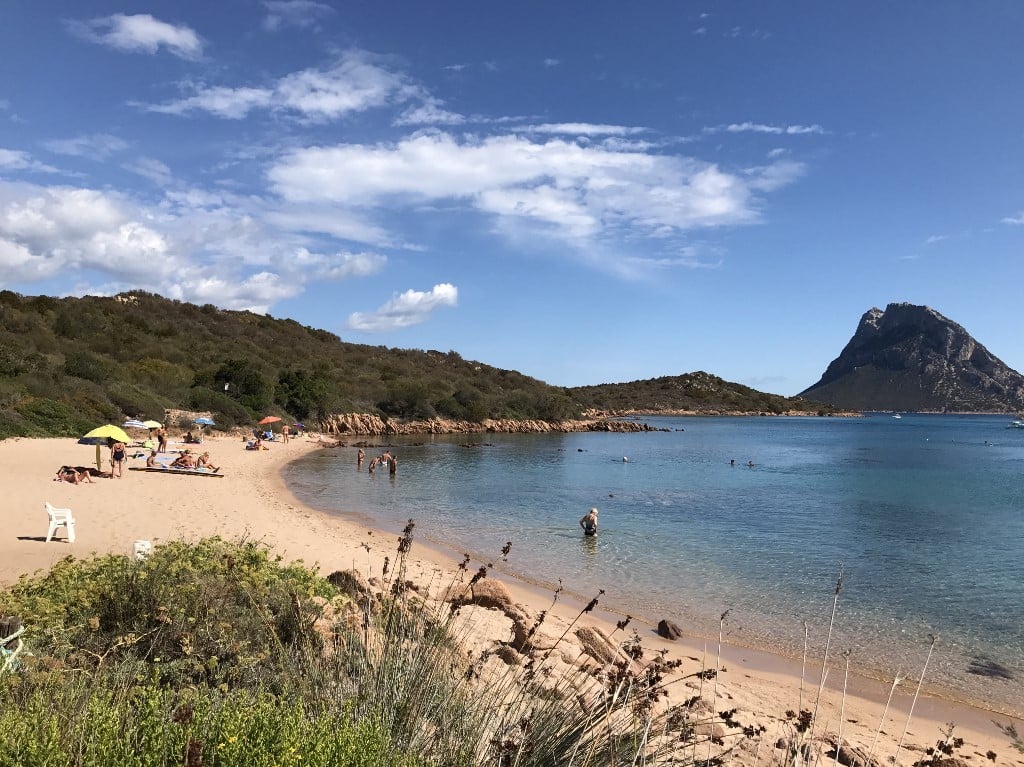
[283, 414, 1024, 713]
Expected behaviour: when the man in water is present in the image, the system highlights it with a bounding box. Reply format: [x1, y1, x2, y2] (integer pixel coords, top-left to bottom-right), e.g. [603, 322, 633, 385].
[579, 507, 599, 536]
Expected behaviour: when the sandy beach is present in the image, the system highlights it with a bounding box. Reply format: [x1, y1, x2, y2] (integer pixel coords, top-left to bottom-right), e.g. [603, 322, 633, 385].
[1, 434, 1020, 766]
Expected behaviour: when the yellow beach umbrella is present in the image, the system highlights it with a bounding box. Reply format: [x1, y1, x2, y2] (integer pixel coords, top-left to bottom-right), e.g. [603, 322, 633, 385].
[78, 424, 132, 472]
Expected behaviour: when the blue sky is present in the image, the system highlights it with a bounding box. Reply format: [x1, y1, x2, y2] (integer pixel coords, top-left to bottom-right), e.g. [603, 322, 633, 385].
[2, 2, 1023, 395]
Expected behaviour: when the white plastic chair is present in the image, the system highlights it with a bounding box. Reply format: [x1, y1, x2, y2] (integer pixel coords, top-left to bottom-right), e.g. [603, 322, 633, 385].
[0, 622, 25, 675]
[44, 502, 76, 543]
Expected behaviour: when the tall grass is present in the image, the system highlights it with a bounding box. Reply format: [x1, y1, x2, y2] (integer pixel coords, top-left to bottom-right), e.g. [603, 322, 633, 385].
[0, 533, 721, 766]
[0, 531, 977, 767]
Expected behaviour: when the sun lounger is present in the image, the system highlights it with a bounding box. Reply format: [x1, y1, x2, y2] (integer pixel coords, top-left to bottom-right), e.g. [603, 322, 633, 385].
[128, 467, 224, 477]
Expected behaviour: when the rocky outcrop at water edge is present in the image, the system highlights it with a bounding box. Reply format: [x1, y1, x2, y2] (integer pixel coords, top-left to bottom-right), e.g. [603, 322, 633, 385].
[318, 413, 664, 436]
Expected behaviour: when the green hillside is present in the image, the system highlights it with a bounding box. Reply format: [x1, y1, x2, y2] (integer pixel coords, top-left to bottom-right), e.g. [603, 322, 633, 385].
[0, 290, 578, 438]
[569, 371, 837, 415]
[0, 291, 833, 438]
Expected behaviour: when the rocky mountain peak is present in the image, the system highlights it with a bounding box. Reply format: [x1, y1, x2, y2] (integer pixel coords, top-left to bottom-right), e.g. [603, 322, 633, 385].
[800, 303, 1024, 412]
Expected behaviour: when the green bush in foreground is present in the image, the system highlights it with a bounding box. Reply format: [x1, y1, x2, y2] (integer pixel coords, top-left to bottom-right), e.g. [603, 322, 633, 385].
[0, 535, 726, 767]
[0, 538, 436, 766]
[0, 683, 418, 767]
[0, 537, 334, 690]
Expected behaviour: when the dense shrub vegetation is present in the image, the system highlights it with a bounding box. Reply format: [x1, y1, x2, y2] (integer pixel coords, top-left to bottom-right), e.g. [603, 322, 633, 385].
[0, 290, 833, 438]
[0, 537, 707, 766]
[571, 371, 836, 415]
[0, 291, 578, 438]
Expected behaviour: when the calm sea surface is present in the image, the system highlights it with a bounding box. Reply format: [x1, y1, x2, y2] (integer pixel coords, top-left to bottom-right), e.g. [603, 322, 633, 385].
[283, 414, 1024, 713]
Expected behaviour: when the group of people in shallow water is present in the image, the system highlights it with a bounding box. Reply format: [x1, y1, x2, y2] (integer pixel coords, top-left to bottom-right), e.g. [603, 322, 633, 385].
[358, 448, 397, 475]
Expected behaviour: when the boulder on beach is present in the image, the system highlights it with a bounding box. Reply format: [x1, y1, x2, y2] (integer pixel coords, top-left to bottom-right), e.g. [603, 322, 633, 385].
[657, 618, 683, 640]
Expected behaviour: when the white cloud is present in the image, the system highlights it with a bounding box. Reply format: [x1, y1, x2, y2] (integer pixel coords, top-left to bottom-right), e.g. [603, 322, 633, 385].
[600, 137, 659, 152]
[1001, 212, 1024, 225]
[263, 207, 399, 248]
[625, 249, 722, 270]
[43, 134, 130, 159]
[478, 185, 598, 239]
[165, 272, 300, 313]
[924, 234, 948, 244]
[149, 51, 413, 122]
[146, 86, 274, 119]
[525, 123, 648, 136]
[544, 58, 560, 67]
[744, 160, 805, 192]
[124, 157, 174, 187]
[268, 131, 792, 251]
[291, 247, 387, 280]
[0, 149, 58, 174]
[70, 14, 203, 60]
[0, 185, 174, 283]
[693, 27, 707, 35]
[275, 54, 413, 121]
[708, 122, 826, 136]
[0, 180, 385, 312]
[393, 100, 466, 127]
[0, 237, 50, 281]
[347, 283, 458, 331]
[262, 0, 334, 31]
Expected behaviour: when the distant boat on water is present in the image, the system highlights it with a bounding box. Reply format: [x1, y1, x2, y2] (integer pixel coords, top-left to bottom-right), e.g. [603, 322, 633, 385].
[1006, 419, 1024, 429]
[892, 413, 902, 419]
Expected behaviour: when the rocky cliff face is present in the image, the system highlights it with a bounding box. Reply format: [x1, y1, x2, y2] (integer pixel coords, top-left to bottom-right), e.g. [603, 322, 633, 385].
[800, 303, 1024, 412]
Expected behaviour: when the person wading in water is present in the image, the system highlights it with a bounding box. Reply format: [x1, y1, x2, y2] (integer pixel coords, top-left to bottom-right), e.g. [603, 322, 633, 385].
[579, 507, 599, 537]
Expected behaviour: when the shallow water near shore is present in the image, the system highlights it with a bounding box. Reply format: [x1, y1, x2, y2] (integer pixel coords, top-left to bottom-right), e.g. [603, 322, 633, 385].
[284, 414, 1024, 714]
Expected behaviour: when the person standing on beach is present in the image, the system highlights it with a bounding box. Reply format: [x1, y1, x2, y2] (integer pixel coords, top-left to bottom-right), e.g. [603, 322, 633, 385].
[110, 439, 127, 478]
[157, 426, 167, 453]
[579, 508, 599, 536]
[281, 424, 290, 444]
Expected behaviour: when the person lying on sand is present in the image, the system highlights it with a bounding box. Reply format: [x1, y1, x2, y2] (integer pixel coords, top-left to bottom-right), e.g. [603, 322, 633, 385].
[54, 466, 94, 484]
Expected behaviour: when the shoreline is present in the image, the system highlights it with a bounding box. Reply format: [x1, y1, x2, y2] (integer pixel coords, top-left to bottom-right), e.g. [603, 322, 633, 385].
[306, 483, 1023, 725]
[290, 429, 1024, 722]
[1, 435, 1020, 765]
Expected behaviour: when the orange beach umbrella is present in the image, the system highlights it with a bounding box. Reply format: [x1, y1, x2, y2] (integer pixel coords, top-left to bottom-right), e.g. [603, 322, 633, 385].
[258, 416, 282, 425]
